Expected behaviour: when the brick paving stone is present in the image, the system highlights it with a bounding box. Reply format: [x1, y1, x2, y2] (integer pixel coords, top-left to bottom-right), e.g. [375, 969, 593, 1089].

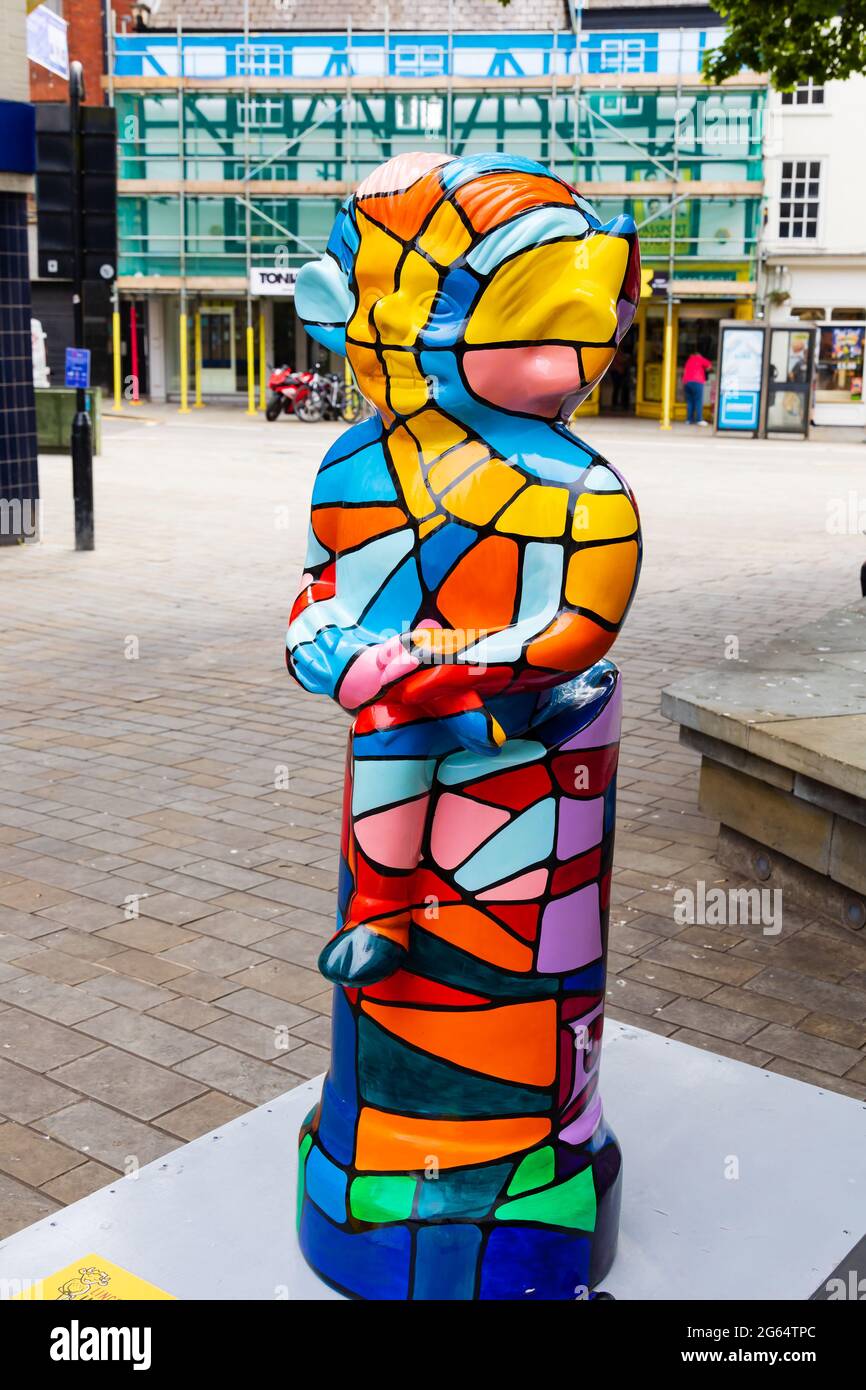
[78, 973, 178, 1011]
[38, 1101, 181, 1171]
[10, 948, 107, 987]
[174, 1045, 294, 1106]
[157, 1091, 251, 1141]
[765, 1059, 866, 1102]
[159, 937, 268, 977]
[703, 985, 807, 1027]
[607, 1006, 677, 1037]
[37, 929, 126, 962]
[605, 976, 674, 1017]
[0, 1121, 84, 1186]
[745, 1023, 863, 1078]
[0, 1008, 103, 1069]
[273, 1042, 329, 1079]
[227, 958, 325, 1004]
[75, 1006, 214, 1066]
[744, 968, 866, 1023]
[288, 1015, 332, 1048]
[655, 996, 766, 1043]
[97, 948, 191, 986]
[217, 988, 316, 1030]
[95, 918, 201, 954]
[620, 957, 721, 1000]
[0, 1059, 76, 1124]
[198, 1014, 297, 1061]
[165, 971, 241, 1003]
[41, 1159, 116, 1204]
[147, 997, 227, 1030]
[640, 939, 763, 987]
[48, 1047, 206, 1121]
[668, 1029, 775, 1068]
[179, 909, 284, 947]
[0, 1171, 60, 1239]
[800, 1013, 866, 1049]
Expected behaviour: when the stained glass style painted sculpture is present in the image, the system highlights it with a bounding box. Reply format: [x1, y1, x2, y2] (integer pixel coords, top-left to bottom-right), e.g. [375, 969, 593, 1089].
[287, 152, 642, 1300]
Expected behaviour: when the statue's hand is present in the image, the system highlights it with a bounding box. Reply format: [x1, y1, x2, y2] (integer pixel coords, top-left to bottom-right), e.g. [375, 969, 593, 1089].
[337, 635, 421, 711]
[288, 628, 344, 695]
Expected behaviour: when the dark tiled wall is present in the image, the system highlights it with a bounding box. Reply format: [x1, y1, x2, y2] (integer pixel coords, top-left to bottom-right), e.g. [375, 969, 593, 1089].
[0, 191, 39, 545]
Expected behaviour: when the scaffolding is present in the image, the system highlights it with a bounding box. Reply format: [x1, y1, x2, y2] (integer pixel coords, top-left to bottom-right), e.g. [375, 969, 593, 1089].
[106, 14, 767, 415]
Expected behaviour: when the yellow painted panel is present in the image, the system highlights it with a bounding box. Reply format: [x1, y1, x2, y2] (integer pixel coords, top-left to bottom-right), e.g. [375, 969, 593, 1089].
[418, 201, 473, 265]
[466, 236, 629, 346]
[497, 483, 569, 537]
[383, 350, 431, 416]
[581, 345, 616, 381]
[428, 440, 490, 493]
[565, 540, 639, 623]
[374, 249, 441, 347]
[348, 210, 403, 344]
[442, 460, 525, 525]
[389, 425, 436, 518]
[572, 492, 639, 542]
[408, 407, 467, 462]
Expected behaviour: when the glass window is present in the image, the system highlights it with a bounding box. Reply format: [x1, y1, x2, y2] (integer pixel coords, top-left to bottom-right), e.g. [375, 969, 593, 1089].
[816, 326, 864, 404]
[642, 313, 664, 403]
[831, 307, 866, 321]
[781, 80, 825, 105]
[779, 160, 821, 239]
[791, 306, 825, 321]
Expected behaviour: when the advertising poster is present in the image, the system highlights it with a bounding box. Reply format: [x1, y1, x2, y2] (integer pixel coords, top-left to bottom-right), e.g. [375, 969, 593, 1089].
[717, 326, 764, 431]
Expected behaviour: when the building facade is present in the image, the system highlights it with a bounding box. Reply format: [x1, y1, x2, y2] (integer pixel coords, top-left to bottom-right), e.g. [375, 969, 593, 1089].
[762, 75, 866, 428]
[111, 0, 766, 418]
[0, 0, 39, 543]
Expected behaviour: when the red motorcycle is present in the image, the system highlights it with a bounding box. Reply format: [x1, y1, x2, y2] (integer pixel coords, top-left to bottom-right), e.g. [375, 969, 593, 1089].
[266, 366, 323, 422]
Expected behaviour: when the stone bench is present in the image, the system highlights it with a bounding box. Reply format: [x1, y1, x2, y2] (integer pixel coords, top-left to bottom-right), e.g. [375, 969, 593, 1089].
[661, 599, 866, 933]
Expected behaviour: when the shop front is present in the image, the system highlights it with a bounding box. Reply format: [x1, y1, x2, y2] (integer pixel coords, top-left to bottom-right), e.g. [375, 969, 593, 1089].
[813, 321, 865, 427]
[767, 258, 866, 428]
[588, 292, 754, 422]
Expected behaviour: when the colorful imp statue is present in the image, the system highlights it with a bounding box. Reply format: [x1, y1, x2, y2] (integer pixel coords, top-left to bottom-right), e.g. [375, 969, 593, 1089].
[287, 152, 641, 1300]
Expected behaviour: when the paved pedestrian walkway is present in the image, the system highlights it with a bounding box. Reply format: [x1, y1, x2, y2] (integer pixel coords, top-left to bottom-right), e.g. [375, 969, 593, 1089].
[1, 405, 865, 1235]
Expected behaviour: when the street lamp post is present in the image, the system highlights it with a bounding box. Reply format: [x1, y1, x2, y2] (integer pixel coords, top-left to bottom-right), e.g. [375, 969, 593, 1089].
[69, 60, 94, 551]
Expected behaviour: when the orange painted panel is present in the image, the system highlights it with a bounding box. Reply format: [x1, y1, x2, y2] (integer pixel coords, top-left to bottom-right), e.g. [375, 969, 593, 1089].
[361, 995, 557, 1085]
[356, 1107, 551, 1171]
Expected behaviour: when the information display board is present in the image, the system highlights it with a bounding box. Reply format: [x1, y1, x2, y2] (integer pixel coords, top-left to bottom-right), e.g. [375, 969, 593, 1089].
[716, 324, 765, 432]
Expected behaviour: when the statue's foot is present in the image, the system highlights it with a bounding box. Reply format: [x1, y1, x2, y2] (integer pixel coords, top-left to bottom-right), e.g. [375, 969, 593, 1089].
[318, 923, 408, 986]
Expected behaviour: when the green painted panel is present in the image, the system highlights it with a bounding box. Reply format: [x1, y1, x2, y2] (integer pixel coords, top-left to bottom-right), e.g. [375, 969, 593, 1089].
[351, 1174, 416, 1223]
[495, 1164, 597, 1230]
[506, 1145, 555, 1197]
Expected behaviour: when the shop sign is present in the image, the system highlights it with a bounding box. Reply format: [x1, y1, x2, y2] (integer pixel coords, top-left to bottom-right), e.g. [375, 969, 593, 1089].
[250, 267, 298, 296]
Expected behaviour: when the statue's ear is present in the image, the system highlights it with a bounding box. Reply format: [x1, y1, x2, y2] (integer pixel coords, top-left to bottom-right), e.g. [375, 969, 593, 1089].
[295, 255, 353, 356]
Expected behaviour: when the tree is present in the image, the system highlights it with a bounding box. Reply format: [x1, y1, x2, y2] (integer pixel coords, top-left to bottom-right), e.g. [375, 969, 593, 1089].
[702, 1, 866, 87]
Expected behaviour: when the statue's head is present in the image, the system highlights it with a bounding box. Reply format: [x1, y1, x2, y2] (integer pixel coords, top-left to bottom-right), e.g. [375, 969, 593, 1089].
[296, 151, 640, 424]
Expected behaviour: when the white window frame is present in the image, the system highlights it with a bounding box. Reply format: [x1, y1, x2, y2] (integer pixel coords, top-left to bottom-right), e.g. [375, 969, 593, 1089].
[778, 158, 822, 242]
[780, 79, 826, 108]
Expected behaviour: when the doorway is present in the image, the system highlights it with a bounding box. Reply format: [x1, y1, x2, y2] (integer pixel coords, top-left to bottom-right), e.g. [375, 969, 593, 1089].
[599, 335, 637, 415]
[199, 305, 236, 393]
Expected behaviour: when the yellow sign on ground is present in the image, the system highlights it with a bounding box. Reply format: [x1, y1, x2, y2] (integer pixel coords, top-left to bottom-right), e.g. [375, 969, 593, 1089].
[14, 1254, 175, 1301]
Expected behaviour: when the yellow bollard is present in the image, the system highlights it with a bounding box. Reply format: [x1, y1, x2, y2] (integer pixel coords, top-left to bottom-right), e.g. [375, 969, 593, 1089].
[259, 311, 267, 411]
[246, 324, 257, 415]
[194, 309, 204, 408]
[179, 312, 190, 413]
[660, 315, 673, 430]
[112, 307, 122, 411]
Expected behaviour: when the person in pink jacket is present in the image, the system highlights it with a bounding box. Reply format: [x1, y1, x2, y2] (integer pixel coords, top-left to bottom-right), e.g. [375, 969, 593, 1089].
[682, 349, 713, 425]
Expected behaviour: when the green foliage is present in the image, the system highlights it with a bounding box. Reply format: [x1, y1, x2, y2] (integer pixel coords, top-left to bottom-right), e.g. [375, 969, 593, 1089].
[703, 1, 866, 86]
